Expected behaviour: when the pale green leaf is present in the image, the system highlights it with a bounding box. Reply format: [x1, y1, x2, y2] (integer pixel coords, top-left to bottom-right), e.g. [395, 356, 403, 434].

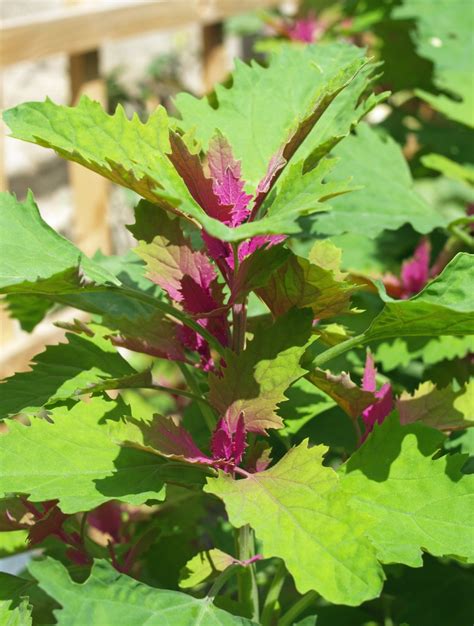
[29, 558, 257, 626]
[0, 397, 204, 514]
[179, 549, 234, 589]
[205, 441, 384, 605]
[0, 599, 32, 626]
[340, 415, 474, 566]
[422, 154, 474, 186]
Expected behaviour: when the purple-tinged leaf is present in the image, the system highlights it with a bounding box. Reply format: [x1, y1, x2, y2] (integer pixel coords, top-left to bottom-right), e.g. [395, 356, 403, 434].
[208, 133, 252, 226]
[400, 238, 431, 298]
[211, 413, 247, 472]
[209, 309, 313, 433]
[361, 352, 394, 438]
[88, 502, 123, 544]
[307, 369, 376, 419]
[168, 132, 233, 224]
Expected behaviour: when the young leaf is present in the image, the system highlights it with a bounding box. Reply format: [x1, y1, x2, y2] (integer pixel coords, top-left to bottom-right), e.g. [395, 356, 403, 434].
[0, 598, 32, 626]
[256, 241, 358, 319]
[306, 369, 375, 419]
[205, 440, 384, 605]
[208, 309, 313, 432]
[314, 124, 445, 237]
[363, 253, 474, 342]
[340, 415, 474, 566]
[0, 397, 202, 514]
[0, 330, 135, 420]
[397, 380, 474, 431]
[176, 44, 373, 191]
[29, 558, 257, 626]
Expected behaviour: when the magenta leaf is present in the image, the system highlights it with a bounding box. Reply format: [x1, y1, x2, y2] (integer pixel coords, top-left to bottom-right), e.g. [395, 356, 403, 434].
[361, 352, 394, 439]
[211, 413, 247, 472]
[400, 238, 431, 298]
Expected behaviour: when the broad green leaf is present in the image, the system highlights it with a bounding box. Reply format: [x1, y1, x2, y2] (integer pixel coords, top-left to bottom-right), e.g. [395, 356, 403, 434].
[256, 241, 358, 319]
[307, 369, 375, 419]
[208, 309, 313, 432]
[0, 397, 203, 514]
[374, 336, 474, 371]
[314, 124, 445, 237]
[0, 531, 28, 558]
[176, 44, 372, 191]
[363, 253, 474, 342]
[422, 154, 474, 186]
[277, 377, 336, 437]
[394, 0, 474, 127]
[0, 599, 32, 626]
[205, 440, 384, 605]
[397, 380, 474, 430]
[29, 558, 257, 626]
[0, 191, 117, 292]
[0, 330, 135, 420]
[179, 549, 234, 589]
[340, 415, 474, 566]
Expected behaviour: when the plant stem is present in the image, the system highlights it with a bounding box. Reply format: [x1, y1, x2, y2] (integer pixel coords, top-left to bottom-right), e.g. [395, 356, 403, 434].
[278, 591, 318, 626]
[261, 560, 286, 626]
[236, 525, 260, 621]
[207, 564, 241, 601]
[177, 362, 216, 432]
[310, 333, 365, 369]
[449, 224, 474, 249]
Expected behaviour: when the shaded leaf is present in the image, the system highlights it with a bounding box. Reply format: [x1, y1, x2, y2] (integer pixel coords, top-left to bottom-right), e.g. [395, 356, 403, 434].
[29, 558, 257, 626]
[307, 369, 375, 419]
[179, 549, 234, 589]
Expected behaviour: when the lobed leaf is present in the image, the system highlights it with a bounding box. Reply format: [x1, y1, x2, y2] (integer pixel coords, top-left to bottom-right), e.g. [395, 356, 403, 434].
[29, 558, 256, 626]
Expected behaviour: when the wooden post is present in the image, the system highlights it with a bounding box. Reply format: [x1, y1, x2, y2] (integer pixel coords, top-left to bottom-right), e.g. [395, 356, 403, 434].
[68, 49, 111, 254]
[202, 21, 227, 93]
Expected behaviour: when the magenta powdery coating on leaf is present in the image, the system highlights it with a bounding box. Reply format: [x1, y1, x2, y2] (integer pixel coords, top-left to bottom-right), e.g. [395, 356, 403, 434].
[211, 413, 247, 471]
[361, 352, 394, 439]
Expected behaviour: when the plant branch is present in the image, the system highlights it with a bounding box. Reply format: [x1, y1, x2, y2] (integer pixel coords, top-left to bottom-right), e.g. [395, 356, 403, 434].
[236, 525, 260, 621]
[278, 590, 318, 626]
[206, 564, 241, 601]
[449, 224, 474, 249]
[310, 333, 365, 369]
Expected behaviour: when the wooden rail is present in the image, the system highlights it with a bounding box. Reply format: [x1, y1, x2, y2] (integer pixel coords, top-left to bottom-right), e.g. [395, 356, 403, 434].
[0, 0, 286, 372]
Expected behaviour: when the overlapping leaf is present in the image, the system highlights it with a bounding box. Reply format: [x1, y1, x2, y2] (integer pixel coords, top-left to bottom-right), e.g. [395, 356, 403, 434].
[307, 369, 375, 419]
[208, 309, 313, 432]
[256, 241, 358, 319]
[0, 330, 135, 420]
[397, 380, 474, 430]
[314, 124, 445, 237]
[340, 415, 474, 566]
[363, 253, 474, 342]
[30, 558, 257, 626]
[179, 549, 234, 589]
[0, 397, 204, 514]
[205, 441, 384, 605]
[394, 0, 474, 127]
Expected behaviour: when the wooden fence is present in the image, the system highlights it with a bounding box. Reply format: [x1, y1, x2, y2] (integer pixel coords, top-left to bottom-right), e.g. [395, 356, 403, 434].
[0, 0, 286, 376]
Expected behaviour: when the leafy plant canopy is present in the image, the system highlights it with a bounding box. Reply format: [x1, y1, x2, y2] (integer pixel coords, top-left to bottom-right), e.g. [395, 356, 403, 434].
[0, 11, 473, 625]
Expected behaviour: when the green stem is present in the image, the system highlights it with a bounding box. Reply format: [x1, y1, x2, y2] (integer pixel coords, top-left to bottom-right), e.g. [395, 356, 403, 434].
[449, 224, 474, 249]
[206, 564, 241, 601]
[278, 591, 318, 626]
[311, 333, 365, 369]
[177, 362, 216, 432]
[261, 560, 286, 626]
[236, 525, 260, 621]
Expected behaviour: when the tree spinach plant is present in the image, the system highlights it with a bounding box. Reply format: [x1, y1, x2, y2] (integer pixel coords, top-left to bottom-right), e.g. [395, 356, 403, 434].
[0, 34, 473, 626]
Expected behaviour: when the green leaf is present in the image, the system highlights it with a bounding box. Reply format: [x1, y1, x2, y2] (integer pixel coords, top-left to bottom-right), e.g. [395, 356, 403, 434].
[422, 154, 474, 185]
[374, 335, 474, 371]
[29, 558, 257, 626]
[277, 377, 336, 437]
[205, 440, 384, 605]
[397, 380, 474, 431]
[208, 309, 313, 432]
[340, 415, 474, 566]
[176, 44, 372, 191]
[0, 191, 117, 292]
[364, 253, 474, 342]
[0, 329, 135, 420]
[0, 598, 32, 626]
[256, 241, 357, 319]
[0, 397, 204, 514]
[306, 369, 375, 420]
[179, 549, 234, 589]
[0, 531, 28, 558]
[314, 124, 445, 237]
[394, 0, 474, 127]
